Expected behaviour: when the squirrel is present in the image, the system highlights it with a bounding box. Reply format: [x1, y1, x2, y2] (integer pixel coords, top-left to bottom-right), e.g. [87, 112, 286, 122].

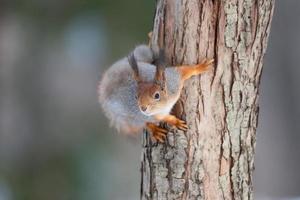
[98, 44, 213, 142]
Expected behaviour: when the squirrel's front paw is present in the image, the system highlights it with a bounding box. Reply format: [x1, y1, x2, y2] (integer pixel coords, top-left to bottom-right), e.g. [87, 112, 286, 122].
[197, 58, 214, 71]
[152, 127, 168, 143]
[146, 123, 168, 143]
[154, 114, 188, 132]
[173, 119, 188, 131]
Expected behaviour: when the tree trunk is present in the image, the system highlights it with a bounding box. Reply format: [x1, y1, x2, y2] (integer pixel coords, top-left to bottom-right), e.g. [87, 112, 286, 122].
[141, 0, 275, 199]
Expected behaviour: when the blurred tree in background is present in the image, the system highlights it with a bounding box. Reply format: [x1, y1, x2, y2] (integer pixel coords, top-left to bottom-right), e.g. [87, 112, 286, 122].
[0, 0, 154, 200]
[1, 1, 300, 200]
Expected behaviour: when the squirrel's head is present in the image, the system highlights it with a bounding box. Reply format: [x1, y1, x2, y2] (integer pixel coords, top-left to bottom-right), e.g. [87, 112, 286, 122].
[128, 51, 168, 116]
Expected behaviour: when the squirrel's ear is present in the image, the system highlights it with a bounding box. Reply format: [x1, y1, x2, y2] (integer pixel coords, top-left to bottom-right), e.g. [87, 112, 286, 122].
[154, 49, 166, 90]
[155, 67, 166, 90]
[128, 52, 141, 83]
[152, 48, 165, 67]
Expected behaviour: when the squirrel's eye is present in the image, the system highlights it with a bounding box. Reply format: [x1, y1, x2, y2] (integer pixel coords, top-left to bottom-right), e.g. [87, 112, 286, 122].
[154, 92, 160, 100]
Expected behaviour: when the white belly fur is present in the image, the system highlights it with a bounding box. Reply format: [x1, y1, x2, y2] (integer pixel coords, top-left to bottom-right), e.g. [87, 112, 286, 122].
[155, 98, 178, 116]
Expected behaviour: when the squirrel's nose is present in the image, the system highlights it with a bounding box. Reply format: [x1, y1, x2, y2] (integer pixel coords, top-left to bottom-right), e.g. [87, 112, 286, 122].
[140, 106, 147, 112]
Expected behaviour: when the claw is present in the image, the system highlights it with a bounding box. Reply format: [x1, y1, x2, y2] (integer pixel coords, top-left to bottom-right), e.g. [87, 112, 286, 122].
[198, 58, 214, 71]
[154, 115, 189, 132]
[152, 128, 168, 143]
[153, 134, 165, 143]
[200, 58, 214, 65]
[205, 59, 214, 65]
[146, 123, 168, 143]
[175, 119, 188, 131]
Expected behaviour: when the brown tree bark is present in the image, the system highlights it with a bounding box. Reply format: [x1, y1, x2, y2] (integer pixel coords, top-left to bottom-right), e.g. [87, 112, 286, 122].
[141, 0, 275, 199]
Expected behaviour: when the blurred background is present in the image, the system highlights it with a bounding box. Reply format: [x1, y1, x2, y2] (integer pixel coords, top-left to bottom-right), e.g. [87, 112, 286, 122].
[0, 0, 299, 200]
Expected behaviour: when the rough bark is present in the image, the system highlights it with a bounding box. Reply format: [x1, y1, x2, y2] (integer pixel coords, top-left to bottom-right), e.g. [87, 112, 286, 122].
[141, 0, 275, 199]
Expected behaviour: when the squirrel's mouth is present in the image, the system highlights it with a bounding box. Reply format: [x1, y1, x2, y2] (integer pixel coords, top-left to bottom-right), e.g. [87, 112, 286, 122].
[140, 108, 162, 117]
[140, 110, 152, 116]
[139, 105, 151, 116]
[139, 107, 155, 116]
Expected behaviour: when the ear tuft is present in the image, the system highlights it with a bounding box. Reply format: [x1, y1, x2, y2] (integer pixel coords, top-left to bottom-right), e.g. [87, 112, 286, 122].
[128, 52, 141, 83]
[153, 48, 166, 67]
[154, 49, 166, 90]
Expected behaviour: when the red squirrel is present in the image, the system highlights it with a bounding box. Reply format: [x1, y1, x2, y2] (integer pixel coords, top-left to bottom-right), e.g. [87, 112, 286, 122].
[98, 45, 213, 142]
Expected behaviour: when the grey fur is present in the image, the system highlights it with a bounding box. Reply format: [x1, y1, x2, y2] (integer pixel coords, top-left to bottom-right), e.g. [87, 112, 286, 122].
[98, 45, 181, 133]
[133, 44, 154, 63]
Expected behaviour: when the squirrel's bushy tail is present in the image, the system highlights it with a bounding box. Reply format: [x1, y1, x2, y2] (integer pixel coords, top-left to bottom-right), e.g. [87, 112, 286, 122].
[98, 44, 156, 135]
[133, 45, 154, 63]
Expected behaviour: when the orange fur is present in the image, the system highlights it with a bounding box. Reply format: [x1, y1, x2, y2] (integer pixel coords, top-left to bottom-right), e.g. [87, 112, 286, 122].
[146, 122, 168, 142]
[136, 82, 169, 115]
[100, 42, 214, 143]
[121, 124, 143, 135]
[143, 59, 213, 142]
[155, 114, 188, 131]
[176, 59, 214, 81]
